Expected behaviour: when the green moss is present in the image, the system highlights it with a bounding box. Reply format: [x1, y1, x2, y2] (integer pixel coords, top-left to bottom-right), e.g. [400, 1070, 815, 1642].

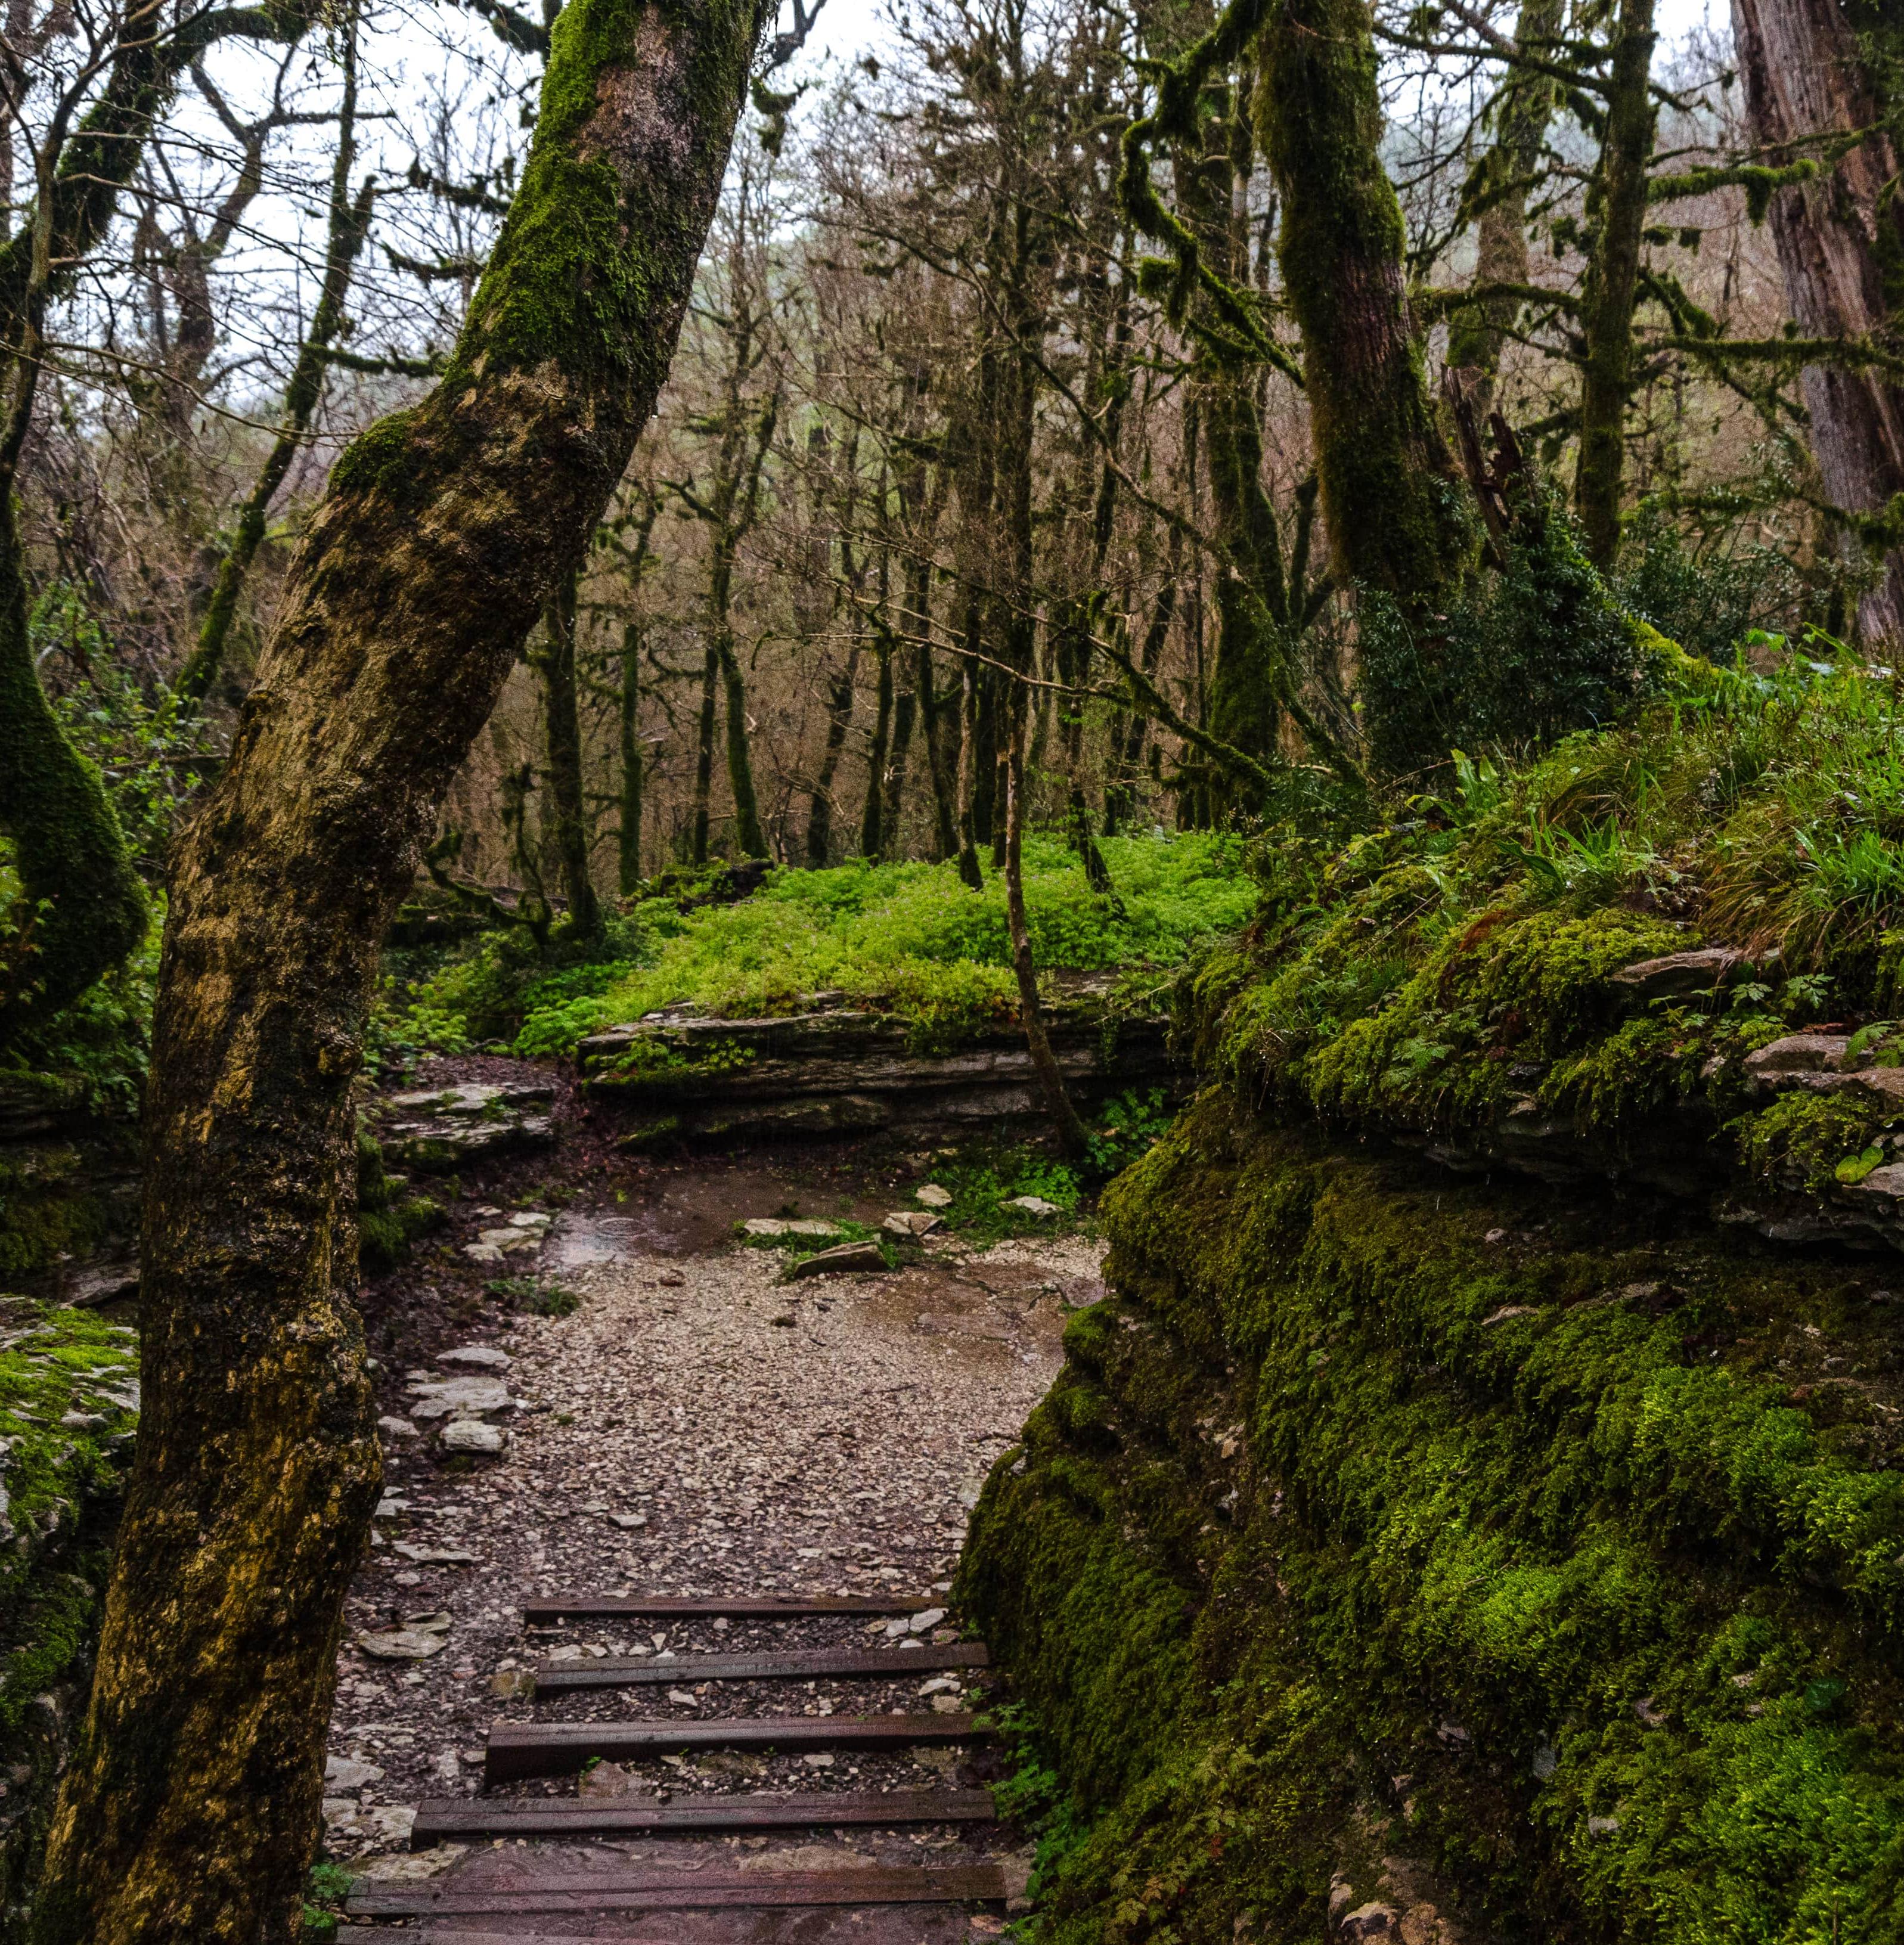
[967, 1094, 1904, 1944]
[1732, 1091, 1888, 1192]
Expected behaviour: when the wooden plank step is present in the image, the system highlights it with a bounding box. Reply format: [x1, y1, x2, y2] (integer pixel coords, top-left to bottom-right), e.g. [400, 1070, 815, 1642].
[523, 1593, 935, 1622]
[412, 1786, 996, 1846]
[533, 1642, 989, 1691]
[485, 1712, 990, 1783]
[347, 1863, 1013, 1916]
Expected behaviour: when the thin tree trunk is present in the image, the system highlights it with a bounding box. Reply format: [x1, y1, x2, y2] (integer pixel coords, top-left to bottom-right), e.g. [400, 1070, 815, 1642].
[1573, 0, 1657, 569]
[718, 630, 767, 858]
[954, 642, 984, 890]
[861, 643, 893, 858]
[618, 618, 643, 895]
[920, 642, 959, 860]
[1732, 0, 1904, 641]
[1004, 687, 1088, 1156]
[881, 681, 916, 853]
[1445, 0, 1562, 414]
[539, 563, 601, 939]
[805, 646, 857, 865]
[692, 643, 719, 864]
[176, 12, 374, 705]
[31, 0, 762, 1929]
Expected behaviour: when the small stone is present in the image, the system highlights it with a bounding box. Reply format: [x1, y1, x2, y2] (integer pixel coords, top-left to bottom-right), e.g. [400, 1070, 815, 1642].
[789, 1242, 885, 1279]
[1609, 947, 1748, 1001]
[489, 1667, 536, 1700]
[438, 1346, 511, 1370]
[802, 1752, 836, 1767]
[58, 1412, 107, 1433]
[581, 1760, 635, 1798]
[378, 1415, 420, 1441]
[920, 1676, 960, 1695]
[507, 1212, 551, 1230]
[373, 1496, 410, 1518]
[408, 1376, 512, 1422]
[657, 1270, 686, 1288]
[916, 1184, 954, 1208]
[1587, 1815, 1620, 1836]
[441, 1420, 509, 1456]
[667, 1689, 697, 1705]
[392, 1543, 477, 1565]
[883, 1211, 941, 1237]
[906, 1606, 947, 1633]
[609, 1512, 647, 1529]
[1004, 1195, 1059, 1218]
[357, 1626, 450, 1661]
[325, 1754, 384, 1791]
[461, 1242, 504, 1264]
[930, 1693, 965, 1713]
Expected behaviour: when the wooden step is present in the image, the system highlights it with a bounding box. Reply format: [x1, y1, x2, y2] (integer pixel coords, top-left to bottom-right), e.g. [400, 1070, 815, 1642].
[411, 1786, 997, 1846]
[533, 1641, 988, 1691]
[485, 1712, 990, 1782]
[523, 1592, 935, 1623]
[348, 1863, 1014, 1916]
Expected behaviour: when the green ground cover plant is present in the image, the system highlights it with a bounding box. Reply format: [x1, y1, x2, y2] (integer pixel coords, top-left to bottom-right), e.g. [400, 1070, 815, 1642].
[397, 833, 1252, 1059]
[1187, 643, 1904, 1186]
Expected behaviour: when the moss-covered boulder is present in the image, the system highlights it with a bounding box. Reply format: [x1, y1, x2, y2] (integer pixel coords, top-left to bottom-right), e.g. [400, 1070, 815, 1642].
[963, 1090, 1904, 1945]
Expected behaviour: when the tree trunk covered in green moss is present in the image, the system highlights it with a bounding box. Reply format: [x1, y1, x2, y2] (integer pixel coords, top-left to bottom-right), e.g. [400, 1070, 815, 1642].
[539, 563, 604, 940]
[1573, 0, 1657, 569]
[1255, 0, 1471, 774]
[1444, 0, 1562, 412]
[30, 0, 765, 1930]
[0, 502, 148, 1043]
[619, 617, 646, 893]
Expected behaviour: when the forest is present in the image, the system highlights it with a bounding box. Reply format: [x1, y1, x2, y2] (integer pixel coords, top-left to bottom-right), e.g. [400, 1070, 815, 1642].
[9, 0, 1904, 1932]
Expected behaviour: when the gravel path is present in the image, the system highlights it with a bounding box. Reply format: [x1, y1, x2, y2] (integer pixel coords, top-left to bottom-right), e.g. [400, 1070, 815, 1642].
[325, 1118, 1095, 1938]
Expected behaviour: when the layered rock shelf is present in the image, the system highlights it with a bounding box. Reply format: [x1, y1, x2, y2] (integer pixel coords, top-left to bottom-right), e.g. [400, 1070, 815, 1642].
[576, 985, 1174, 1147]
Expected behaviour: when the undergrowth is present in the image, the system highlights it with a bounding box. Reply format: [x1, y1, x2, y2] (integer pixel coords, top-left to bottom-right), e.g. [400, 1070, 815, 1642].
[1192, 645, 1904, 1184]
[390, 833, 1251, 1060]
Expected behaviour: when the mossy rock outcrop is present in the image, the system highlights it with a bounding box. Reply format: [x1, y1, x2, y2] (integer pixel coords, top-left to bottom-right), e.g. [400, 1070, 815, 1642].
[962, 1090, 1904, 1945]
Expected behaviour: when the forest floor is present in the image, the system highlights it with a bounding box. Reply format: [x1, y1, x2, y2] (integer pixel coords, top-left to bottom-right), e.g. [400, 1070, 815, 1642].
[322, 1055, 1097, 1937]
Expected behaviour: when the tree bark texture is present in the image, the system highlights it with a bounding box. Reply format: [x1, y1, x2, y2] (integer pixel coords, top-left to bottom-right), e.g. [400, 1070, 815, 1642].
[1444, 0, 1562, 411]
[540, 564, 603, 939]
[619, 618, 644, 893]
[1573, 0, 1656, 569]
[31, 0, 765, 1932]
[1255, 0, 1471, 773]
[1732, 0, 1904, 641]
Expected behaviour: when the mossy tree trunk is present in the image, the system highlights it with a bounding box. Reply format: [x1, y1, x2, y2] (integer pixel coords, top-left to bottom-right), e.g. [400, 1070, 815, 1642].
[1732, 0, 1904, 640]
[1572, 0, 1657, 568]
[30, 0, 767, 1932]
[0, 0, 318, 1037]
[1255, 0, 1472, 774]
[1444, 0, 1562, 414]
[618, 616, 645, 894]
[538, 562, 603, 940]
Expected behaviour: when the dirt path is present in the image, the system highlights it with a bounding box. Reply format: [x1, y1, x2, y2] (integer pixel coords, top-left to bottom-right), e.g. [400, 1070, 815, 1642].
[325, 1082, 1094, 1936]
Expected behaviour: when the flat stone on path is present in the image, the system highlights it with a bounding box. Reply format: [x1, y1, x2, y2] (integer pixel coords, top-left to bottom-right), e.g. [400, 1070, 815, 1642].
[915, 1184, 953, 1208]
[789, 1241, 885, 1278]
[441, 1420, 509, 1456]
[407, 1376, 511, 1421]
[438, 1345, 511, 1370]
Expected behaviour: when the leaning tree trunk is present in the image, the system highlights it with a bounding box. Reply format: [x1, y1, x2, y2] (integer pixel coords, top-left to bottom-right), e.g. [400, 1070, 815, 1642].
[30, 0, 765, 1932]
[1733, 0, 1904, 643]
[1256, 0, 1472, 776]
[619, 617, 644, 895]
